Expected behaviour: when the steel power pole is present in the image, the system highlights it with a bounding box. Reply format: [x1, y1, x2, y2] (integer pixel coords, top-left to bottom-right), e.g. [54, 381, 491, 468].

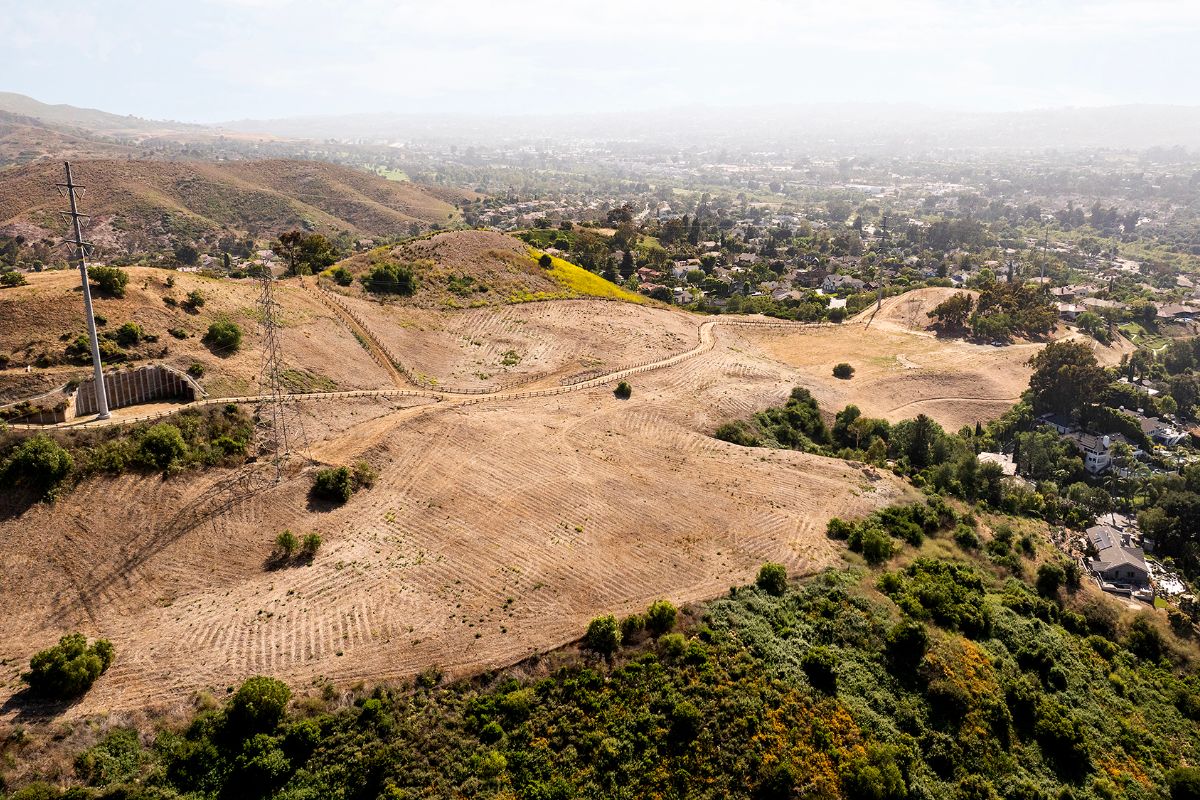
[58, 162, 110, 419]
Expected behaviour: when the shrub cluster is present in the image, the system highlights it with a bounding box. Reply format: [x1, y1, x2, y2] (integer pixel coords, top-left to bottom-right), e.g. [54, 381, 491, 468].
[24, 633, 114, 699]
[310, 460, 376, 504]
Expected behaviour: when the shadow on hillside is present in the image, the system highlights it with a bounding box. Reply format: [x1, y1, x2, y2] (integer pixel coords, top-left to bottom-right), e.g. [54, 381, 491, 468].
[0, 486, 44, 522]
[0, 686, 81, 723]
[305, 493, 341, 514]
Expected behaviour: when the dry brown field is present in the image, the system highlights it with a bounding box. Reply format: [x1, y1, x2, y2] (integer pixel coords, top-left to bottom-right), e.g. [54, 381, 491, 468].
[1, 283, 1112, 719]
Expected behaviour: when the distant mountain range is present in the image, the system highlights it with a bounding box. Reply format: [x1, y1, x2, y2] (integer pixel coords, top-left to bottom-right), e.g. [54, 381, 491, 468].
[216, 103, 1200, 153]
[3, 92, 1199, 161]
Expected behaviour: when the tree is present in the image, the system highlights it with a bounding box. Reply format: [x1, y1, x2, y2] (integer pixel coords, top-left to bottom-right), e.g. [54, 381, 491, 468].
[24, 633, 114, 699]
[228, 676, 291, 733]
[833, 363, 855, 379]
[644, 599, 677, 636]
[1027, 340, 1107, 416]
[276, 231, 338, 277]
[138, 424, 188, 470]
[2, 434, 73, 498]
[756, 563, 788, 595]
[614, 381, 632, 399]
[312, 466, 354, 503]
[361, 261, 416, 295]
[584, 615, 621, 656]
[204, 320, 243, 353]
[174, 243, 200, 266]
[538, 253, 552, 268]
[928, 292, 974, 330]
[89, 266, 128, 297]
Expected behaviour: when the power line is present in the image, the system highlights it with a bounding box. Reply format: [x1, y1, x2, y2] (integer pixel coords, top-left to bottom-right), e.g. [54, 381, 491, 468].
[57, 162, 111, 420]
[255, 264, 311, 481]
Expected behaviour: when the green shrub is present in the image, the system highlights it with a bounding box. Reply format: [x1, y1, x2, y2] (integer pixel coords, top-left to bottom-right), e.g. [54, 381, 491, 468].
[645, 599, 678, 636]
[3, 434, 73, 498]
[538, 253, 553, 268]
[714, 421, 760, 447]
[614, 381, 632, 399]
[183, 289, 205, 310]
[756, 562, 788, 596]
[352, 460, 377, 489]
[885, 620, 928, 673]
[856, 525, 896, 566]
[24, 633, 114, 699]
[954, 524, 980, 549]
[0, 269, 27, 288]
[658, 632, 687, 659]
[331, 266, 354, 286]
[168, 327, 188, 339]
[302, 532, 322, 558]
[312, 466, 354, 503]
[227, 676, 291, 733]
[204, 320, 242, 353]
[620, 613, 646, 642]
[361, 261, 416, 295]
[879, 559, 992, 637]
[275, 530, 299, 558]
[75, 728, 143, 786]
[583, 614, 621, 656]
[1035, 562, 1065, 598]
[88, 266, 128, 297]
[137, 423, 188, 470]
[112, 322, 143, 346]
[188, 361, 205, 377]
[833, 362, 855, 379]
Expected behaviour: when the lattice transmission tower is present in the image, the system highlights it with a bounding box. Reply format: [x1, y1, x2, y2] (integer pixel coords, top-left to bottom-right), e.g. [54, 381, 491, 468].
[255, 265, 310, 479]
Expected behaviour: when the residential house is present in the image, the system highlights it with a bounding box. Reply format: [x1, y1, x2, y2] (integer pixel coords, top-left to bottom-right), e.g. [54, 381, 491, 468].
[1086, 524, 1151, 595]
[822, 274, 866, 293]
[1037, 412, 1076, 435]
[1056, 303, 1083, 321]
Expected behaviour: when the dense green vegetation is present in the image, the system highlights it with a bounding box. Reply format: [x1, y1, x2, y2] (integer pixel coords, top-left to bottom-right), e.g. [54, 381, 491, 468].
[361, 260, 417, 295]
[10, 545, 1198, 799]
[0, 405, 253, 504]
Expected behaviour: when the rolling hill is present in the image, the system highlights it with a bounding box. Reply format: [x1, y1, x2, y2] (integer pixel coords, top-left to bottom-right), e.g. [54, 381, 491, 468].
[0, 159, 465, 257]
[328, 229, 645, 309]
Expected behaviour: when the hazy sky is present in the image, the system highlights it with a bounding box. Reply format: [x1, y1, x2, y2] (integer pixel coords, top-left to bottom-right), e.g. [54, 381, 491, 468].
[3, 0, 1199, 122]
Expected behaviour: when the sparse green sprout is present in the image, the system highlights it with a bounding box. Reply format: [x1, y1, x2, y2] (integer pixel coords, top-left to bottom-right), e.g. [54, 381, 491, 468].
[275, 530, 299, 558]
[302, 532, 322, 558]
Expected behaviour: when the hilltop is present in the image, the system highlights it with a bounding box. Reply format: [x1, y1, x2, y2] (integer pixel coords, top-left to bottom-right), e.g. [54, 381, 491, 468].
[0, 160, 464, 259]
[328, 229, 645, 309]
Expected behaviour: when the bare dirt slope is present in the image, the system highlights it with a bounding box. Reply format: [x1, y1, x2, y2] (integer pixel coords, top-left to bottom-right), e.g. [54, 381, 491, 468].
[751, 289, 1131, 431]
[1, 287, 1093, 717]
[0, 326, 914, 716]
[348, 296, 700, 390]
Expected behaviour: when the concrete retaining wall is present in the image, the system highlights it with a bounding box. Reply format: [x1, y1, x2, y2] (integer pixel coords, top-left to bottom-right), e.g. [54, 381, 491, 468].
[76, 365, 204, 417]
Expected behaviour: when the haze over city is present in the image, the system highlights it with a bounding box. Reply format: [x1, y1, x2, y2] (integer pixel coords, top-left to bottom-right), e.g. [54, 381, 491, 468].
[4, 0, 1200, 121]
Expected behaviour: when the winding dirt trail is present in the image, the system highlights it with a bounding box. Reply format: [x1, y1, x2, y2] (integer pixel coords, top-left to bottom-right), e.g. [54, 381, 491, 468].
[8, 316, 816, 433]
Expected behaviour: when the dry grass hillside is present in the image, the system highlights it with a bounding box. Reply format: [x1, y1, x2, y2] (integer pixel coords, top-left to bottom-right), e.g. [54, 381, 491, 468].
[0, 267, 393, 399]
[747, 288, 1133, 430]
[0, 284, 1098, 717]
[0, 160, 463, 256]
[329, 230, 645, 309]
